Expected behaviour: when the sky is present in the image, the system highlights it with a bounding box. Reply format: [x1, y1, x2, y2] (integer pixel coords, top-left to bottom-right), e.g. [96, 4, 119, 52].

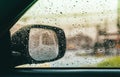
[20, 0, 117, 26]
[13, 0, 118, 37]
[26, 0, 117, 17]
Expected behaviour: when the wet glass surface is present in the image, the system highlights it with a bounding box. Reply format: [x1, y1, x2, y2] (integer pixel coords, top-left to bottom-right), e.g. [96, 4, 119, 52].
[10, 0, 120, 68]
[29, 28, 58, 61]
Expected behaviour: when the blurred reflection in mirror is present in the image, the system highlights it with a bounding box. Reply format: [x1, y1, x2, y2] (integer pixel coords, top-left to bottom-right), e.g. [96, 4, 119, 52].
[29, 28, 58, 61]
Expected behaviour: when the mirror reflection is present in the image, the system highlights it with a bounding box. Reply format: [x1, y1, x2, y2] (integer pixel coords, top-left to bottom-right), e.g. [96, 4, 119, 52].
[29, 28, 58, 61]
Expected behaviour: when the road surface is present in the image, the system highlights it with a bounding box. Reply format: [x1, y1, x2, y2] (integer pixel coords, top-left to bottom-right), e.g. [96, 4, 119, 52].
[49, 50, 106, 67]
[17, 50, 107, 68]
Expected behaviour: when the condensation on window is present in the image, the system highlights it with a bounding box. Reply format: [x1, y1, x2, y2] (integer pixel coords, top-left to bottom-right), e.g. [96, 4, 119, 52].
[10, 0, 120, 68]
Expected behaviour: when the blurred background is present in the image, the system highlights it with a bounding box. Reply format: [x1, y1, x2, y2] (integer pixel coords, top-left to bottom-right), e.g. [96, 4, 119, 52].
[11, 0, 120, 67]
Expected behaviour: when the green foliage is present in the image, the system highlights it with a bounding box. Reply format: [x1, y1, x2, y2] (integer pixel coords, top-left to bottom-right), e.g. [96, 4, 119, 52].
[97, 56, 120, 67]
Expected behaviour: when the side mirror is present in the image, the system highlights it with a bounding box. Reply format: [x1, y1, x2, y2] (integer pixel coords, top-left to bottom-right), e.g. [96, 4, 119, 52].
[11, 25, 66, 65]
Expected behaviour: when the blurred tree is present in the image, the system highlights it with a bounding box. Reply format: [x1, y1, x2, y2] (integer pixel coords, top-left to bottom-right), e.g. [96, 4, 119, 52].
[117, 0, 120, 33]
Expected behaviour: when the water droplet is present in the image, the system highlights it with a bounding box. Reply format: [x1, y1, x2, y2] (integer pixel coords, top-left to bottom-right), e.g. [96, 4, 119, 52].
[60, 12, 63, 14]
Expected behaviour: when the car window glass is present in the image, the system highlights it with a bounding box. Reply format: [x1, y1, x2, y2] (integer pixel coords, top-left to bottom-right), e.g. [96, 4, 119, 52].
[10, 0, 119, 68]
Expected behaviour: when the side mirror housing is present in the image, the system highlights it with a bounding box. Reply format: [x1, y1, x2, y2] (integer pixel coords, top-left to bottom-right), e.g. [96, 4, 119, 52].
[11, 25, 66, 66]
